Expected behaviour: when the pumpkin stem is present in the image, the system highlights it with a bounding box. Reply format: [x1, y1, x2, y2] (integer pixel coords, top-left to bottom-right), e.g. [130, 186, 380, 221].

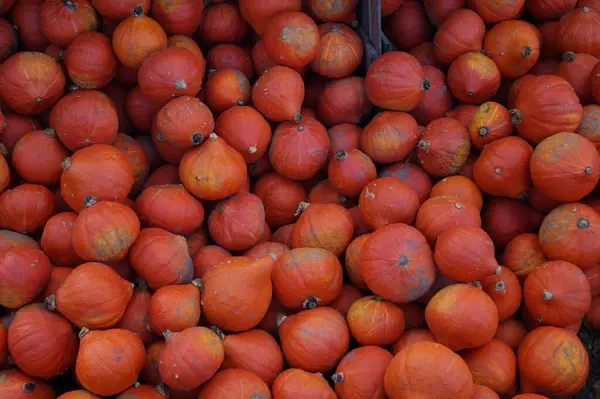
[374, 296, 384, 301]
[248, 144, 257, 154]
[83, 196, 97, 208]
[420, 78, 431, 92]
[22, 382, 36, 393]
[335, 149, 348, 161]
[191, 278, 203, 291]
[44, 295, 56, 311]
[351, 19, 359, 28]
[302, 296, 320, 309]
[494, 281, 505, 292]
[562, 51, 576, 62]
[330, 24, 341, 32]
[521, 45, 532, 58]
[162, 329, 173, 339]
[156, 383, 170, 397]
[208, 132, 218, 141]
[237, 99, 245, 106]
[132, 5, 144, 16]
[471, 281, 483, 289]
[60, 157, 71, 170]
[248, 162, 258, 174]
[577, 218, 590, 228]
[339, 195, 347, 203]
[509, 109, 523, 125]
[133, 381, 141, 388]
[478, 126, 489, 137]
[398, 255, 408, 266]
[583, 6, 590, 12]
[417, 140, 430, 152]
[494, 167, 502, 175]
[134, 277, 148, 292]
[69, 84, 79, 92]
[453, 202, 462, 209]
[191, 132, 204, 145]
[78, 327, 90, 339]
[295, 201, 310, 216]
[0, 143, 8, 158]
[585, 166, 593, 175]
[331, 372, 345, 383]
[495, 266, 502, 275]
[517, 192, 528, 201]
[293, 112, 302, 123]
[542, 290, 553, 300]
[63, 0, 76, 10]
[43, 127, 56, 137]
[174, 78, 187, 90]
[210, 326, 225, 340]
[276, 312, 287, 327]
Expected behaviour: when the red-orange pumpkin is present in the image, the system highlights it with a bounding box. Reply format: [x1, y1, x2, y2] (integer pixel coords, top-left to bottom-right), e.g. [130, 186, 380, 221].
[328, 149, 376, 197]
[126, 86, 162, 133]
[447, 104, 478, 127]
[379, 162, 432, 203]
[0, 369, 55, 399]
[115, 385, 166, 399]
[576, 105, 600, 148]
[64, 32, 116, 89]
[279, 307, 350, 373]
[347, 296, 405, 346]
[332, 346, 392, 399]
[263, 11, 319, 68]
[143, 164, 180, 190]
[253, 173, 306, 227]
[214, 106, 271, 164]
[141, 340, 164, 385]
[429, 175, 482, 210]
[527, 0, 576, 20]
[10, 0, 49, 51]
[203, 68, 251, 114]
[462, 338, 518, 397]
[484, 20, 539, 79]
[149, 280, 201, 334]
[329, 284, 363, 317]
[391, 329, 437, 354]
[556, 6, 600, 57]
[359, 177, 420, 230]
[238, 0, 301, 35]
[152, 96, 213, 149]
[0, 247, 51, 309]
[425, 284, 499, 350]
[417, 117, 471, 177]
[197, 369, 271, 399]
[310, 23, 363, 78]
[0, 17, 17, 62]
[386, 0, 432, 51]
[192, 245, 231, 278]
[317, 77, 372, 127]
[585, 265, 600, 297]
[432, 9, 486, 65]
[447, 52, 501, 104]
[494, 318, 528, 351]
[344, 235, 369, 289]
[360, 111, 420, 164]
[467, 101, 513, 150]
[114, 279, 152, 346]
[0, 184, 54, 233]
[308, 179, 348, 206]
[151, 0, 203, 35]
[90, 0, 149, 21]
[483, 198, 542, 250]
[252, 66, 304, 122]
[206, 44, 253, 79]
[199, 2, 248, 46]
[326, 124, 361, 165]
[252, 39, 307, 77]
[112, 133, 149, 195]
[272, 368, 336, 399]
[469, 0, 524, 23]
[482, 266, 523, 321]
[40, 0, 97, 48]
[538, 21, 559, 59]
[559, 52, 598, 105]
[411, 66, 453, 125]
[0, 229, 39, 255]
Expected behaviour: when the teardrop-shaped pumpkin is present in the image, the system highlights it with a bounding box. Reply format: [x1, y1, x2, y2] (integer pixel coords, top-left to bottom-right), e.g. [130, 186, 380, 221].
[149, 280, 201, 334]
[429, 175, 483, 210]
[360, 111, 420, 164]
[482, 266, 523, 321]
[40, 0, 97, 47]
[333, 346, 393, 399]
[447, 52, 501, 104]
[203, 68, 251, 114]
[252, 66, 304, 123]
[559, 52, 599, 105]
[556, 6, 600, 57]
[114, 279, 153, 346]
[310, 23, 363, 78]
[215, 106, 272, 164]
[40, 212, 82, 266]
[253, 173, 306, 227]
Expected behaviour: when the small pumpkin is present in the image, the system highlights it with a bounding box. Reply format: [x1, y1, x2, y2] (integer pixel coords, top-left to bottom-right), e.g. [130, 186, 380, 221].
[359, 177, 420, 230]
[462, 338, 518, 397]
[253, 173, 306, 227]
[149, 280, 201, 334]
[494, 318, 528, 351]
[203, 68, 251, 114]
[417, 117, 471, 177]
[379, 162, 432, 203]
[252, 66, 304, 123]
[10, 0, 49, 51]
[432, 9, 486, 65]
[482, 266, 523, 321]
[411, 66, 454, 125]
[64, 32, 116, 89]
[310, 23, 363, 78]
[482, 198, 542, 250]
[429, 175, 482, 210]
[360, 111, 420, 164]
[346, 296, 405, 346]
[0, 369, 55, 399]
[197, 369, 271, 399]
[263, 11, 319, 69]
[199, 2, 248, 46]
[238, 0, 301, 35]
[391, 329, 437, 354]
[332, 346, 393, 399]
[272, 368, 336, 399]
[152, 96, 213, 149]
[556, 6, 600, 57]
[483, 20, 539, 79]
[317, 77, 372, 127]
[40, 0, 97, 48]
[447, 52, 501, 104]
[467, 101, 513, 150]
[114, 279, 153, 346]
[206, 44, 254, 80]
[151, 0, 204, 35]
[0, 184, 54, 233]
[559, 52, 599, 105]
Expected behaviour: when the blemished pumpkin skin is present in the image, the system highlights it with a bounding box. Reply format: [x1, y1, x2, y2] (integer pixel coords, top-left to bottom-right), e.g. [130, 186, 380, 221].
[11, 128, 69, 186]
[215, 106, 272, 164]
[307, 0, 358, 22]
[482, 198, 543, 250]
[539, 203, 600, 269]
[49, 262, 133, 329]
[252, 66, 305, 123]
[429, 176, 483, 210]
[272, 247, 343, 311]
[417, 117, 471, 178]
[365, 51, 426, 111]
[179, 133, 248, 201]
[0, 369, 56, 399]
[279, 307, 350, 373]
[473, 136, 533, 199]
[494, 318, 528, 351]
[252, 39, 308, 77]
[199, 2, 248, 46]
[530, 132, 600, 202]
[527, 0, 576, 20]
[291, 203, 353, 257]
[64, 32, 116, 90]
[467, 102, 513, 150]
[10, 0, 49, 51]
[524, 260, 591, 327]
[91, 0, 150, 21]
[426, 284, 499, 351]
[135, 185, 204, 235]
[346, 296, 406, 346]
[72, 201, 140, 262]
[263, 11, 319, 69]
[128, 228, 193, 290]
[482, 266, 522, 321]
[76, 328, 145, 397]
[152, 96, 214, 149]
[360, 223, 436, 303]
[39, 0, 97, 48]
[585, 265, 600, 297]
[197, 369, 271, 399]
[253, 173, 306, 228]
[202, 255, 276, 332]
[462, 339, 518, 398]
[447, 52, 501, 104]
[384, 342, 474, 399]
[359, 177, 420, 231]
[272, 368, 337, 399]
[379, 162, 432, 203]
[0, 52, 65, 116]
[559, 52, 599, 105]
[432, 9, 486, 65]
[344, 235, 370, 290]
[114, 279, 153, 346]
[112, 6, 167, 70]
[269, 117, 330, 181]
[317, 77, 372, 127]
[360, 111, 420, 164]
[221, 329, 284, 387]
[0, 184, 54, 234]
[517, 326, 589, 397]
[60, 144, 134, 212]
[8, 303, 78, 378]
[126, 86, 162, 134]
[141, 340, 164, 386]
[148, 280, 201, 334]
[332, 346, 393, 399]
[151, 0, 203, 35]
[203, 68, 251, 114]
[508, 75, 583, 145]
[576, 105, 600, 148]
[391, 329, 437, 354]
[328, 149, 376, 197]
[556, 6, 600, 57]
[468, 0, 524, 23]
[434, 226, 499, 282]
[483, 20, 539, 79]
[310, 23, 363, 78]
[411, 66, 454, 126]
[206, 44, 253, 80]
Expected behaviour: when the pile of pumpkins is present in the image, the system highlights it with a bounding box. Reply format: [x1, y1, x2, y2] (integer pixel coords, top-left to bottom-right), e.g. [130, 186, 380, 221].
[0, 0, 600, 398]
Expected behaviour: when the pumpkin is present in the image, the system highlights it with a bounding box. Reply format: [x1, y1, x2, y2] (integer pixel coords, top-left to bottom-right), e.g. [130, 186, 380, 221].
[462, 339, 518, 397]
[272, 224, 294, 247]
[329, 284, 362, 317]
[325, 124, 360, 166]
[0, 152, 7, 193]
[199, 2, 248, 46]
[344, 235, 369, 289]
[379, 162, 432, 203]
[151, 0, 203, 35]
[559, 52, 599, 105]
[360, 223, 435, 302]
[179, 133, 248, 200]
[530, 132, 600, 201]
[346, 296, 405, 346]
[0, 229, 39, 255]
[306, 0, 357, 22]
[432, 9, 486, 65]
[0, 17, 16, 62]
[328, 149, 376, 198]
[128, 228, 193, 290]
[279, 306, 349, 372]
[0, 184, 54, 233]
[523, 260, 591, 327]
[384, 342, 473, 399]
[310, 23, 363, 78]
[517, 326, 589, 397]
[206, 44, 253, 79]
[381, 0, 403, 16]
[90, 0, 149, 21]
[272, 247, 342, 310]
[409, 41, 442, 68]
[447, 104, 479, 127]
[197, 369, 271, 399]
[527, 0, 576, 20]
[331, 346, 392, 399]
[112, 133, 149, 195]
[0, 369, 55, 399]
[76, 328, 145, 396]
[576, 105, 600, 148]
[10, 0, 49, 51]
[482, 266, 523, 321]
[185, 228, 208, 256]
[472, 385, 500, 399]
[252, 66, 304, 122]
[594, 62, 600, 104]
[386, 0, 432, 50]
[112, 6, 167, 70]
[291, 203, 353, 256]
[214, 106, 271, 164]
[391, 329, 437, 354]
[37, 266, 73, 300]
[360, 111, 420, 164]
[447, 52, 501, 104]
[429, 175, 482, 210]
[585, 296, 600, 329]
[272, 368, 336, 399]
[126, 86, 162, 133]
[417, 117, 471, 177]
[494, 318, 527, 351]
[40, 0, 97, 47]
[411, 66, 453, 125]
[252, 39, 307, 77]
[143, 165, 180, 190]
[244, 242, 289, 261]
[317, 77, 372, 127]
[203, 68, 251, 114]
[64, 32, 116, 89]
[483, 198, 542, 250]
[585, 265, 600, 296]
[238, 0, 301, 35]
[469, 0, 524, 23]
[365, 52, 425, 111]
[141, 340, 164, 385]
[114, 279, 152, 346]
[262, 11, 319, 69]
[253, 173, 306, 227]
[526, 186, 561, 214]
[116, 385, 166, 399]
[152, 96, 213, 149]
[60, 144, 134, 211]
[359, 177, 420, 230]
[508, 75, 583, 145]
[269, 117, 329, 180]
[434, 225, 498, 282]
[8, 303, 77, 378]
[556, 6, 600, 57]
[0, 52, 65, 115]
[202, 255, 275, 332]
[422, 0, 464, 26]
[309, 179, 348, 206]
[148, 280, 201, 334]
[467, 102, 513, 150]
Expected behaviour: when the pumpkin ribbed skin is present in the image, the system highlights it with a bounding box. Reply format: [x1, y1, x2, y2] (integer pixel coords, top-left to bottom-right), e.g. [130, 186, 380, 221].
[272, 368, 337, 399]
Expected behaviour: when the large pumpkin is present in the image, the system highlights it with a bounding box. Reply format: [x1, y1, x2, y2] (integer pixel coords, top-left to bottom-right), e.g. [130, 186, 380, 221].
[0, 184, 54, 233]
[359, 177, 420, 230]
[152, 96, 213, 149]
[0, 247, 51, 308]
[482, 266, 523, 321]
[263, 11, 319, 69]
[333, 346, 393, 399]
[310, 23, 363, 78]
[317, 77, 372, 127]
[462, 339, 518, 397]
[64, 32, 116, 89]
[40, 0, 97, 48]
[467, 101, 513, 150]
[360, 111, 420, 164]
[447, 52, 501, 104]
[432, 9, 486, 65]
[416, 117, 471, 177]
[556, 6, 600, 57]
[272, 368, 336, 399]
[252, 66, 304, 122]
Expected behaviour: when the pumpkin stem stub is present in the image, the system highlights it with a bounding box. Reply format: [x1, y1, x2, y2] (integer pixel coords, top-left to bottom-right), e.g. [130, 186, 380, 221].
[45, 295, 56, 311]
[174, 78, 187, 90]
[60, 157, 71, 170]
[543, 290, 553, 300]
[417, 140, 430, 152]
[83, 196, 97, 208]
[156, 383, 170, 397]
[577, 218, 590, 229]
[22, 382, 36, 393]
[162, 329, 173, 339]
[331, 24, 341, 32]
[191, 133, 203, 145]
[398, 255, 409, 266]
[421, 78, 431, 92]
[43, 127, 56, 137]
[210, 326, 225, 341]
[134, 277, 148, 292]
[237, 99, 245, 106]
[248, 144, 257, 154]
[494, 281, 505, 292]
[302, 296, 320, 309]
[78, 327, 90, 339]
[132, 5, 144, 16]
[276, 312, 287, 327]
[585, 166, 593, 175]
[35, 97, 42, 103]
[562, 51, 576, 62]
[335, 149, 348, 161]
[509, 109, 523, 125]
[192, 278, 203, 290]
[293, 113, 302, 123]
[332, 372, 345, 383]
[133, 381, 141, 388]
[209, 132, 218, 141]
[454, 202, 462, 209]
[522, 45, 532, 58]
[478, 126, 489, 137]
[0, 144, 7, 158]
[295, 201, 310, 216]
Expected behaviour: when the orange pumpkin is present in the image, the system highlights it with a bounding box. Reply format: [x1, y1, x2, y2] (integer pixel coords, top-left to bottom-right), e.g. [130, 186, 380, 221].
[517, 326, 589, 397]
[556, 6, 600, 57]
[11, 128, 68, 186]
[64, 32, 116, 89]
[0, 184, 54, 234]
[238, 0, 301, 35]
[143, 165, 180, 190]
[40, 0, 97, 48]
[0, 52, 65, 115]
[197, 369, 270, 399]
[152, 96, 213, 149]
[141, 340, 164, 386]
[468, 0, 524, 23]
[202, 255, 275, 332]
[126, 86, 162, 133]
[347, 296, 405, 346]
[206, 44, 253, 79]
[115, 385, 166, 399]
[272, 368, 336, 399]
[530, 132, 600, 202]
[379, 162, 432, 203]
[332, 346, 392, 399]
[447, 52, 501, 104]
[344, 235, 369, 289]
[471, 385, 499, 399]
[199, 2, 248, 46]
[411, 66, 454, 125]
[482, 197, 543, 250]
[0, 369, 55, 399]
[494, 318, 528, 351]
[417, 117, 471, 177]
[524, 260, 591, 327]
[112, 6, 167, 70]
[328, 149, 376, 197]
[365, 51, 426, 111]
[426, 284, 499, 350]
[252, 38, 307, 77]
[262, 11, 319, 69]
[585, 265, 600, 297]
[360, 223, 435, 302]
[559, 52, 599, 105]
[359, 177, 420, 230]
[317, 77, 372, 127]
[429, 176, 482, 210]
[462, 339, 518, 397]
[214, 106, 271, 164]
[384, 342, 474, 399]
[467, 102, 514, 150]
[203, 68, 251, 114]
[114, 279, 153, 346]
[360, 111, 420, 164]
[76, 328, 145, 396]
[482, 266, 522, 321]
[149, 280, 201, 334]
[279, 306, 349, 372]
[191, 245, 230, 278]
[432, 9, 485, 65]
[252, 66, 304, 122]
[244, 241, 289, 261]
[112, 133, 149, 195]
[151, 0, 203, 35]
[310, 24, 362, 79]
[253, 173, 306, 227]
[576, 105, 600, 148]
[128, 228, 193, 290]
[391, 329, 437, 354]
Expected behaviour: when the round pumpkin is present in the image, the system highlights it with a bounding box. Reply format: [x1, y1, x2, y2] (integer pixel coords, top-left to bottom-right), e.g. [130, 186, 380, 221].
[347, 296, 405, 346]
[391, 328, 436, 354]
[483, 20, 539, 79]
[0, 369, 55, 399]
[411, 66, 454, 125]
[360, 111, 420, 164]
[494, 318, 528, 351]
[253, 173, 306, 227]
[483, 197, 543, 250]
[114, 279, 153, 346]
[462, 338, 518, 397]
[429, 175, 482, 210]
[206, 44, 253, 79]
[0, 184, 54, 233]
[359, 177, 420, 230]
[151, 0, 203, 35]
[152, 96, 213, 149]
[467, 101, 513, 150]
[576, 105, 600, 148]
[64, 32, 116, 89]
[432, 9, 486, 65]
[447, 52, 501, 104]
[199, 2, 248, 46]
[11, 128, 68, 186]
[0, 247, 51, 309]
[252, 66, 304, 123]
[332, 346, 392, 399]
[482, 266, 523, 321]
[556, 6, 600, 57]
[203, 68, 251, 114]
[197, 369, 270, 399]
[262, 11, 319, 69]
[40, 0, 97, 48]
[310, 23, 363, 78]
[10, 0, 49, 51]
[126, 86, 162, 133]
[149, 280, 201, 334]
[417, 117, 471, 177]
[379, 162, 432, 203]
[272, 368, 336, 399]
[317, 77, 372, 127]
[328, 149, 376, 197]
[527, 0, 577, 20]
